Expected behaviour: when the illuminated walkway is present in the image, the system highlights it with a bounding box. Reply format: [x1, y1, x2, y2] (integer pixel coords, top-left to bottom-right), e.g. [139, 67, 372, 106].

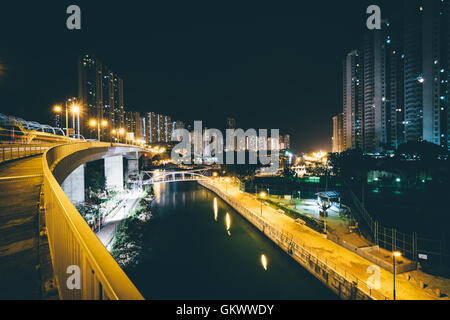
[207, 179, 449, 300]
[0, 155, 53, 299]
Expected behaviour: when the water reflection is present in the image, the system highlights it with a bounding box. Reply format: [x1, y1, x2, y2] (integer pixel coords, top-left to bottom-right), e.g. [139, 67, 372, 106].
[261, 254, 268, 271]
[133, 182, 337, 300]
[213, 197, 218, 221]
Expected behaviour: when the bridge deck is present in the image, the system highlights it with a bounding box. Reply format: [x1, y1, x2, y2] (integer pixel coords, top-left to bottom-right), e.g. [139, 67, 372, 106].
[0, 155, 46, 299]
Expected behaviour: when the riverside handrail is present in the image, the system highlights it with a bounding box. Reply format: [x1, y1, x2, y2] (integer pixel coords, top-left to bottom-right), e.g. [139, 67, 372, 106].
[200, 180, 388, 300]
[42, 142, 144, 300]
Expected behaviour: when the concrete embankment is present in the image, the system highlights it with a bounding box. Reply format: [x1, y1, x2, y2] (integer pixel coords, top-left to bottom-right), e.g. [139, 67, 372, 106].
[198, 180, 381, 300]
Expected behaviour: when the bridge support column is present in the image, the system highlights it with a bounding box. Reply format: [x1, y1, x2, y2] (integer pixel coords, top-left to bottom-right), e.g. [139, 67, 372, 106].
[127, 158, 139, 174]
[105, 155, 123, 191]
[61, 164, 85, 205]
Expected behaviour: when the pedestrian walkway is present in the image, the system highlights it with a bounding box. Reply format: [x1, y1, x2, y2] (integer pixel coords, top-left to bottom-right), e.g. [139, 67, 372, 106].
[207, 179, 449, 300]
[0, 156, 44, 299]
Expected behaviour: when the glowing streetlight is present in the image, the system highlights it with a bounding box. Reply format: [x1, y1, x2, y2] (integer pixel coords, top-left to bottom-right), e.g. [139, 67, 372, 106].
[52, 104, 64, 132]
[259, 192, 266, 216]
[71, 104, 81, 139]
[89, 119, 108, 141]
[224, 177, 231, 193]
[53, 104, 70, 136]
[393, 251, 401, 300]
[114, 128, 125, 143]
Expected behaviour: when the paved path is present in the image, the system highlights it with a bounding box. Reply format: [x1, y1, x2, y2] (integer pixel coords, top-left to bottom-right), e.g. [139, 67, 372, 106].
[0, 156, 44, 299]
[209, 179, 449, 300]
[96, 192, 142, 249]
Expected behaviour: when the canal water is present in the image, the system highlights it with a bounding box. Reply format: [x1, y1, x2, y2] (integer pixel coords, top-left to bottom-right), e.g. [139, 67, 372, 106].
[125, 181, 337, 300]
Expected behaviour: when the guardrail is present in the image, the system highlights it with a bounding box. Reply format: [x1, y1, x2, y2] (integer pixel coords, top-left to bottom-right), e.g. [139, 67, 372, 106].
[199, 181, 388, 300]
[0, 143, 56, 164]
[42, 142, 144, 300]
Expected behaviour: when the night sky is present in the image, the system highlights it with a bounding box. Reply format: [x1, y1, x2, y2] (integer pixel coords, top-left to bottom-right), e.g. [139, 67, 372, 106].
[0, 0, 404, 153]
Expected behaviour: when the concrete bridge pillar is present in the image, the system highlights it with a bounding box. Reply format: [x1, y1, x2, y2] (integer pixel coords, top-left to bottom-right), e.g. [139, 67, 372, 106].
[61, 164, 85, 205]
[105, 155, 123, 191]
[128, 158, 139, 173]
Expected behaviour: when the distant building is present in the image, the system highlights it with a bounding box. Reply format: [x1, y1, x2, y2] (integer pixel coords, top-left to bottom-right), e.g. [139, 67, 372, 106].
[258, 136, 267, 151]
[403, 0, 449, 150]
[78, 54, 124, 141]
[146, 112, 158, 144]
[157, 114, 165, 142]
[362, 20, 393, 153]
[226, 117, 236, 129]
[165, 115, 172, 142]
[280, 134, 290, 150]
[343, 50, 363, 151]
[267, 137, 280, 151]
[125, 111, 141, 142]
[332, 113, 344, 153]
[246, 135, 258, 152]
[341, 1, 449, 152]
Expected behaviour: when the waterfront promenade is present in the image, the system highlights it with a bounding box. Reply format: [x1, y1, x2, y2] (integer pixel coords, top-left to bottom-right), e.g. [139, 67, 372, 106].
[201, 179, 449, 300]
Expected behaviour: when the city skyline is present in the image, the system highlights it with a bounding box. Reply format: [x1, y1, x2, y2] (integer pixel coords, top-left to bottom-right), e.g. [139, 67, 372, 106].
[1, 0, 450, 304]
[0, 0, 406, 154]
[335, 0, 449, 153]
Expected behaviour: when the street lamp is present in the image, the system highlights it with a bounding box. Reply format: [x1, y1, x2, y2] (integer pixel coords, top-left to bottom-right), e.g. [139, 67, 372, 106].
[53, 104, 62, 129]
[53, 104, 69, 136]
[115, 128, 125, 143]
[72, 104, 80, 139]
[393, 251, 401, 300]
[89, 119, 108, 142]
[224, 177, 231, 193]
[259, 192, 266, 216]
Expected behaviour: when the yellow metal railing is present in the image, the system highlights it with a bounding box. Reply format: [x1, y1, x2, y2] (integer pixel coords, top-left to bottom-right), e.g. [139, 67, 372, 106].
[42, 142, 144, 300]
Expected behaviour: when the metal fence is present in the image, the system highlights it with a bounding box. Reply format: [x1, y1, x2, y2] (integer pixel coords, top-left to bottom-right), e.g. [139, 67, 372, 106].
[42, 142, 144, 300]
[346, 184, 449, 267]
[200, 181, 388, 300]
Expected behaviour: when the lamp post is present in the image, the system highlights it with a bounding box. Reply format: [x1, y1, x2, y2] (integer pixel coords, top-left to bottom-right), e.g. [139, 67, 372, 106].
[65, 104, 69, 136]
[118, 128, 125, 143]
[72, 104, 80, 139]
[259, 192, 266, 216]
[112, 129, 118, 143]
[393, 251, 401, 300]
[53, 105, 67, 134]
[225, 177, 230, 193]
[89, 119, 108, 142]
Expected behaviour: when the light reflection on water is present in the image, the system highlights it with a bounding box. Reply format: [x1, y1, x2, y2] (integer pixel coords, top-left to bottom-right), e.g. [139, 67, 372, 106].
[128, 181, 337, 300]
[261, 254, 268, 271]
